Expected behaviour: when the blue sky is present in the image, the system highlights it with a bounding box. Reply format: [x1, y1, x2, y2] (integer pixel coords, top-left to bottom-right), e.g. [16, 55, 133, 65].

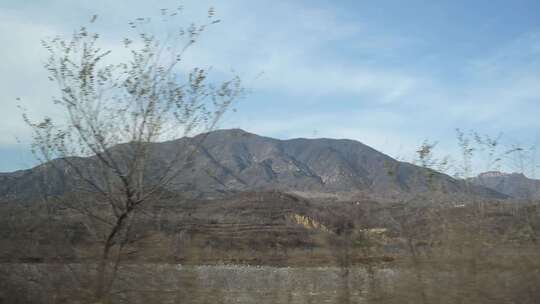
[1, 0, 540, 175]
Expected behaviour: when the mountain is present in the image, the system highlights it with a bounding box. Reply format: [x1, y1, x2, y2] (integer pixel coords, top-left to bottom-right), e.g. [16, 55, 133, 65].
[0, 129, 506, 201]
[471, 171, 540, 200]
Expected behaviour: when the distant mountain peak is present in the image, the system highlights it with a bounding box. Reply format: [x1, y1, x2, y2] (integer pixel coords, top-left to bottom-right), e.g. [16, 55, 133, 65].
[472, 171, 539, 200]
[208, 128, 252, 136]
[478, 171, 507, 178]
[477, 171, 527, 179]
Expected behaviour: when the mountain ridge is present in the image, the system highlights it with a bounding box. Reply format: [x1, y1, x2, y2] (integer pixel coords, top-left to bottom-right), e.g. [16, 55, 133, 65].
[0, 128, 507, 202]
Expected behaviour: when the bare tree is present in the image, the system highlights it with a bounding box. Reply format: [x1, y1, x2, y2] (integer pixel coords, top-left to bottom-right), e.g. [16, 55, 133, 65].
[22, 7, 243, 303]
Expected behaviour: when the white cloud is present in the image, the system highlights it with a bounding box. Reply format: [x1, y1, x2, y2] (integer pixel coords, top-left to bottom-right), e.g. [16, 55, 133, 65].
[0, 0, 424, 147]
[0, 9, 61, 145]
[1, 1, 540, 174]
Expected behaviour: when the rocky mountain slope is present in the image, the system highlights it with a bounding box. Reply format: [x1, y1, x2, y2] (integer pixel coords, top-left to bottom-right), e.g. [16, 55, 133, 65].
[0, 129, 505, 201]
[471, 171, 540, 200]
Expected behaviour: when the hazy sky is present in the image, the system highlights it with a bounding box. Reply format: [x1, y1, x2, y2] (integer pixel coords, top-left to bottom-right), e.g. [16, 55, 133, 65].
[1, 0, 540, 173]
